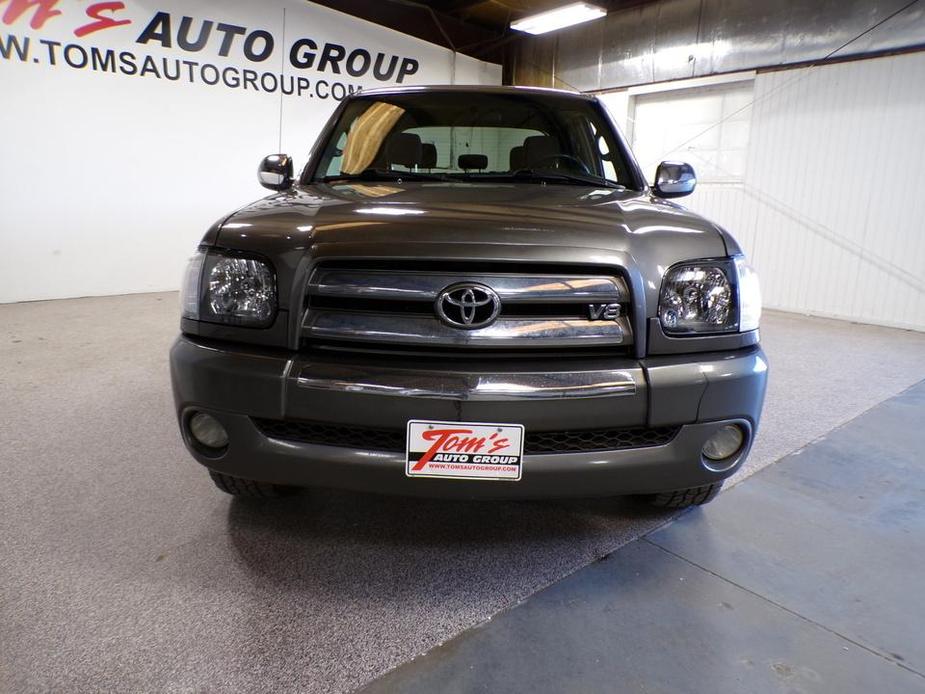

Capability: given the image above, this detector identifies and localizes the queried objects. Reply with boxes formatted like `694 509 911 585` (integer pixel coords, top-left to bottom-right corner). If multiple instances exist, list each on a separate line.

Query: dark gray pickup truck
170 85 767 508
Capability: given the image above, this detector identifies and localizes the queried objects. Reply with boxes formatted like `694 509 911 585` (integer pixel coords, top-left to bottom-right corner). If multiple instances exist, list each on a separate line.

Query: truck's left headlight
658 256 761 335
658 260 737 334
735 256 761 332
180 249 277 327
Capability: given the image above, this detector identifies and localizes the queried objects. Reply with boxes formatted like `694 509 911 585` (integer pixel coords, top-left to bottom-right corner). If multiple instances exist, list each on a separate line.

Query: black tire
644 482 723 509
208 471 296 498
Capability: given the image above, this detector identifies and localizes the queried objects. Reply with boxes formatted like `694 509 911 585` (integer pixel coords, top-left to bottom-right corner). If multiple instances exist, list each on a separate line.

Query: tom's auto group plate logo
406 421 525 481
0 0 422 99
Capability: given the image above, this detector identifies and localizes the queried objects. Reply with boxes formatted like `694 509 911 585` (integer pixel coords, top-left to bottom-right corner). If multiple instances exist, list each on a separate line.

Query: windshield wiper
321 168 451 183
506 169 624 189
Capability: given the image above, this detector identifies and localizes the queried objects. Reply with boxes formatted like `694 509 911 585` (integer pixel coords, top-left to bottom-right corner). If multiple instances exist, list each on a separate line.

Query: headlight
659 260 736 334
658 256 761 335
180 249 277 327
735 256 761 332
180 249 205 320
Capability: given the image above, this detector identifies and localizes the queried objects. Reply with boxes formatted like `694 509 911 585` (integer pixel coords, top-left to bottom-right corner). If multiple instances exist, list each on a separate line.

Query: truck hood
218 181 725 252
213 181 729 313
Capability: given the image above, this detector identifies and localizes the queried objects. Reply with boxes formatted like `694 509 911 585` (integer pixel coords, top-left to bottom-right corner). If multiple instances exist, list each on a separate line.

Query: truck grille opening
252 418 679 455
301 261 634 355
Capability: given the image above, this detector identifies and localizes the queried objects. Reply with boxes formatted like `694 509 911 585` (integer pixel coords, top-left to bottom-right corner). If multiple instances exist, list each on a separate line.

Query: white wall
0 0 501 303
602 53 925 332
631 80 753 184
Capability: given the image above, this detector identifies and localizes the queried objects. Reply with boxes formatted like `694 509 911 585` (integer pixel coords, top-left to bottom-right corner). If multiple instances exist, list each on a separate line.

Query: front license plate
406 420 525 481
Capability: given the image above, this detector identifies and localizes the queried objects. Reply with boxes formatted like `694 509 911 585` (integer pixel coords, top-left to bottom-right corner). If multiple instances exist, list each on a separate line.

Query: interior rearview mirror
258 154 293 191
653 161 696 198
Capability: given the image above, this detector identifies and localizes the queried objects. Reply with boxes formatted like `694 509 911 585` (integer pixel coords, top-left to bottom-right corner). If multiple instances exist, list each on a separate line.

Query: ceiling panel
311 0 656 62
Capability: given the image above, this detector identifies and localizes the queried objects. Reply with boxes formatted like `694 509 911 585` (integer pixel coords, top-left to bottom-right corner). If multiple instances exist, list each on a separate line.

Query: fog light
702 424 744 461
189 412 229 450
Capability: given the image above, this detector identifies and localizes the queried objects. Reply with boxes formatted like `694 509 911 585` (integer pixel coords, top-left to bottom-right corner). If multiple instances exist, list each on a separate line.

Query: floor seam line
641 537 925 680
723 374 925 493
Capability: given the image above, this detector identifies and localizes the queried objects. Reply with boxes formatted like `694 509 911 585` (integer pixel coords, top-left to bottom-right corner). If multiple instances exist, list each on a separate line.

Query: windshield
310 91 638 188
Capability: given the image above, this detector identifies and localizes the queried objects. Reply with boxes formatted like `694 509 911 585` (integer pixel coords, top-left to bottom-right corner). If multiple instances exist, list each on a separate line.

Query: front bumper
170 336 768 499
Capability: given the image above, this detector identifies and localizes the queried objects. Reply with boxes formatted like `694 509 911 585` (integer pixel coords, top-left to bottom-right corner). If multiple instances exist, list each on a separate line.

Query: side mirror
258 154 293 191
653 161 696 198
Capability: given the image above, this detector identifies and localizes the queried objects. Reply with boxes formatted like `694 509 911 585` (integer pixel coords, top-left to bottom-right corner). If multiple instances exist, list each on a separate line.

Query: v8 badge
588 303 621 321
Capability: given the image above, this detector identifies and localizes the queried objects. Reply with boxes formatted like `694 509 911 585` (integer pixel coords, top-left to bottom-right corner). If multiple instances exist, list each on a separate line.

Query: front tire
208 471 296 498
644 482 723 509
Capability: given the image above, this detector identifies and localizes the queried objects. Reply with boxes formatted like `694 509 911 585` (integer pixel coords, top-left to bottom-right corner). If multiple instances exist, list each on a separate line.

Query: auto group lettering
0 2 421 99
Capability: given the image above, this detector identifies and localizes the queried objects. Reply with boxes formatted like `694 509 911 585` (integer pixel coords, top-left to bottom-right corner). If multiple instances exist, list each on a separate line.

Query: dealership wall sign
1 2 423 100
0 0 501 304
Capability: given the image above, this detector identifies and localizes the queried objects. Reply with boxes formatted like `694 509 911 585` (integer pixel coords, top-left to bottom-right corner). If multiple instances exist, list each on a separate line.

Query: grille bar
252 418 679 455
309 269 628 303
304 311 627 347
308 295 603 319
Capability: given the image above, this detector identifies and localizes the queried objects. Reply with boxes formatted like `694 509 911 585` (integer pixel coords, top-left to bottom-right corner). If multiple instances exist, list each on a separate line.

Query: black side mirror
258 154 293 191
653 161 696 198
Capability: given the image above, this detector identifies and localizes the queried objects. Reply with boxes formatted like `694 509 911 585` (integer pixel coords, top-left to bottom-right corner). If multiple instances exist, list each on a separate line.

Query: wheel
643 482 723 509
208 471 296 498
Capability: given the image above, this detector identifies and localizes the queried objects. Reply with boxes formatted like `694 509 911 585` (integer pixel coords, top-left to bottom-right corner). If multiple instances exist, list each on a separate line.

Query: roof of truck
352 84 595 100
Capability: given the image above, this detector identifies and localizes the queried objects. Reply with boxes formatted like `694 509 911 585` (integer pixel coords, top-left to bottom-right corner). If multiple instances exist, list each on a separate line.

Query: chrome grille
311 270 626 303
302 263 633 350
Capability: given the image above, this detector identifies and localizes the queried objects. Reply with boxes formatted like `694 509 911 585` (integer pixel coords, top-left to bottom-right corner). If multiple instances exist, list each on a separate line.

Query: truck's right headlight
658 256 761 335
180 249 277 327
180 249 205 321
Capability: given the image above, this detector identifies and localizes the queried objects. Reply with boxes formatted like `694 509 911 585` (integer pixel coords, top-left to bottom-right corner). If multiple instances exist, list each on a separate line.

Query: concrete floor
2 293 925 693
364 382 925 693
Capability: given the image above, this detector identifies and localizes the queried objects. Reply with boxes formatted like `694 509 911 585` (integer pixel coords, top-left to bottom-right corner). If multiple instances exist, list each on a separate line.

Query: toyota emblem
435 283 501 329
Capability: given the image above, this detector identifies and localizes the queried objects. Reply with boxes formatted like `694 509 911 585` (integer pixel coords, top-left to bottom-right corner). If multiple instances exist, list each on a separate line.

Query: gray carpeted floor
2 293 924 693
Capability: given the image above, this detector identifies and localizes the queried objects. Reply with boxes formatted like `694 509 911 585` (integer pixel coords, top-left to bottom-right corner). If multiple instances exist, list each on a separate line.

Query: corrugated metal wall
677 52 925 331
509 0 925 91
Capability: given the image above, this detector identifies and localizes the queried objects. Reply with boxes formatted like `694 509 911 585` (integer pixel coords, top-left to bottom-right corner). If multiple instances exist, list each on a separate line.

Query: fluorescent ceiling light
511 2 607 35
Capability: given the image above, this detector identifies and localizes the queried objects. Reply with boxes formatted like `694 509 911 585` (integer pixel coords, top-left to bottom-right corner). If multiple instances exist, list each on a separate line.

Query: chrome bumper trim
296 364 637 400
303 312 628 347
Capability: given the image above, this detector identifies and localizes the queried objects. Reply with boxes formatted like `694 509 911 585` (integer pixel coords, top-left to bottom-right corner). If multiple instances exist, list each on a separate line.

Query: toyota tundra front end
170 85 767 508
